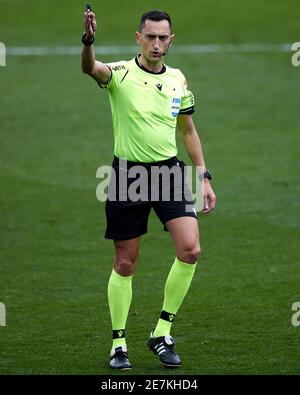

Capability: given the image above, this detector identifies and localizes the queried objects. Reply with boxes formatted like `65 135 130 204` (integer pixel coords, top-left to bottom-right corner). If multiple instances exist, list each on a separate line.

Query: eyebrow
144 33 170 38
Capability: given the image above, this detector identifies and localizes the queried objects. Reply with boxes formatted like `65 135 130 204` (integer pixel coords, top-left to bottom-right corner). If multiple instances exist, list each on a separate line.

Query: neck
139 54 163 73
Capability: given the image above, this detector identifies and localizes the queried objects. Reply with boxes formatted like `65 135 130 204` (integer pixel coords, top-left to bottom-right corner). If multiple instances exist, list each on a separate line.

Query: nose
153 37 160 49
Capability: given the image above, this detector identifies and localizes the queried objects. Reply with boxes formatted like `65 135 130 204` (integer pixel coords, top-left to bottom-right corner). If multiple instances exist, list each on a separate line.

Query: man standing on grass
82 7 216 370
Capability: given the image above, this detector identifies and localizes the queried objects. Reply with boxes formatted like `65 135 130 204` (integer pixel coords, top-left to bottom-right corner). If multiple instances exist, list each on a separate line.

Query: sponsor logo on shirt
111 65 126 71
171 97 181 117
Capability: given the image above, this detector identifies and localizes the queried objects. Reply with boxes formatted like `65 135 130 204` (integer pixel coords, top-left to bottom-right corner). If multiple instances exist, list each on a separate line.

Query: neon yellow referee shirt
100 55 195 163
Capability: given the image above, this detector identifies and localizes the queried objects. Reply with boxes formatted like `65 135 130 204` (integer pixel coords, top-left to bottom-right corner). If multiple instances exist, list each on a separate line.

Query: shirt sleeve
179 72 195 115
98 61 128 90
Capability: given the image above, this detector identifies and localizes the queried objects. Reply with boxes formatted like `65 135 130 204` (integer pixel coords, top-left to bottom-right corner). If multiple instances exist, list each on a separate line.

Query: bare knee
114 255 137 276
113 239 139 276
178 242 201 264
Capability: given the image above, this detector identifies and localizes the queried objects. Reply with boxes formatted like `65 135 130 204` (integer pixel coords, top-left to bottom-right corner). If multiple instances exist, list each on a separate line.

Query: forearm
81 43 96 74
182 130 207 171
179 115 216 213
177 114 208 173
81 8 109 80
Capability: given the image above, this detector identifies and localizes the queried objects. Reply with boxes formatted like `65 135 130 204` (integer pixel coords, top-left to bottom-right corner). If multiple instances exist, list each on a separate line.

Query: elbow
180 127 194 139
81 65 91 75
82 68 94 77
81 62 94 76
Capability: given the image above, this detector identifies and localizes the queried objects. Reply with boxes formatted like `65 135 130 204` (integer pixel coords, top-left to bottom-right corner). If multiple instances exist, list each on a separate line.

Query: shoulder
165 65 190 92
102 59 132 89
165 65 186 80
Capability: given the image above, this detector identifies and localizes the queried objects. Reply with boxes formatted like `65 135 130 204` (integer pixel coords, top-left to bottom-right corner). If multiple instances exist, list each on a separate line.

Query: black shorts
105 156 197 240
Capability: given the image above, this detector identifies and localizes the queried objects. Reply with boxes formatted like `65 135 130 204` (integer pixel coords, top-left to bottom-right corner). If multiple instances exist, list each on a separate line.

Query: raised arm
81 8 111 85
177 114 216 214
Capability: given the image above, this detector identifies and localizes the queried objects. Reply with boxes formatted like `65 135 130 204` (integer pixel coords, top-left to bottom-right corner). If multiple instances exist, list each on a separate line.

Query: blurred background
0 0 299 374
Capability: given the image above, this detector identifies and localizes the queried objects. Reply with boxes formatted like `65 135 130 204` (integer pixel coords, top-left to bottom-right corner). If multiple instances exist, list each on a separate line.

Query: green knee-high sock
153 257 197 337
107 269 133 349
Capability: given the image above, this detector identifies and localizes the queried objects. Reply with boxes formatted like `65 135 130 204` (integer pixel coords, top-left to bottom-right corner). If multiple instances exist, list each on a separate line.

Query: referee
82 8 216 370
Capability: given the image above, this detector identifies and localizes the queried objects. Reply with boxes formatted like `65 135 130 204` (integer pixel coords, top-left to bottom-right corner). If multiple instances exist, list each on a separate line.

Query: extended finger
85 16 90 31
88 14 96 30
86 11 95 18
84 12 89 24
204 196 216 214
91 17 97 31
89 14 96 29
85 15 93 31
201 195 209 213
209 195 216 210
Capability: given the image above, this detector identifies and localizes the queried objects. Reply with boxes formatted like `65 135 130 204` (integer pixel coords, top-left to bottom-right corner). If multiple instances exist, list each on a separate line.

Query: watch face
204 171 212 180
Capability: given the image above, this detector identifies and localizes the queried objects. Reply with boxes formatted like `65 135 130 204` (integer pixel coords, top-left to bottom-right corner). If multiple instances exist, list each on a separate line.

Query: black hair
139 10 172 33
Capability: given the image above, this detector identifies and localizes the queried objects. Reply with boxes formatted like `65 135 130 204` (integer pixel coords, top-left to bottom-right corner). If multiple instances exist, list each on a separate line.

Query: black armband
82 32 95 46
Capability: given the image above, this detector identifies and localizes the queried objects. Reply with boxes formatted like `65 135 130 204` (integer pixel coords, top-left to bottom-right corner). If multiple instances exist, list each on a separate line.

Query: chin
149 55 161 62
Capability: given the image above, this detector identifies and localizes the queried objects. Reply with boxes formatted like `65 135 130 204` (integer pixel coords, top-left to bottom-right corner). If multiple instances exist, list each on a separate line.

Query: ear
135 31 141 45
169 33 175 48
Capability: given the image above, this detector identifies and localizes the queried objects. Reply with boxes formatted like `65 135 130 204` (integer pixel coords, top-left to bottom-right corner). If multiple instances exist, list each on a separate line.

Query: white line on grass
6 43 292 56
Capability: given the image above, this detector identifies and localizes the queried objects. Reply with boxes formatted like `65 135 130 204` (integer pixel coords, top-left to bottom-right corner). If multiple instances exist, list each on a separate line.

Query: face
136 19 174 63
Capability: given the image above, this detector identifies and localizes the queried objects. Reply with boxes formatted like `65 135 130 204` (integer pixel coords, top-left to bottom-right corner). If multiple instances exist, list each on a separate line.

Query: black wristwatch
203 170 212 180
82 32 95 46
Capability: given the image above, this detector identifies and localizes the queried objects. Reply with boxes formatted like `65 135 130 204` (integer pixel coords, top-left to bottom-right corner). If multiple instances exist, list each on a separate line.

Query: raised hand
84 5 97 39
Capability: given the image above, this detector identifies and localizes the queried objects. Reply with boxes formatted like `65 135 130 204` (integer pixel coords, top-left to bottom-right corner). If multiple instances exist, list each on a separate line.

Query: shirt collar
135 54 166 75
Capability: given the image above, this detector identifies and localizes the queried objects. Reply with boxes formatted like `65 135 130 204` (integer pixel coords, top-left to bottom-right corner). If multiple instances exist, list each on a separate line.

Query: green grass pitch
0 0 299 374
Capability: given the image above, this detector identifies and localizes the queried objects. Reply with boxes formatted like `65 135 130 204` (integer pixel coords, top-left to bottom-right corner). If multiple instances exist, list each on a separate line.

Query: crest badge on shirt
171 97 181 117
